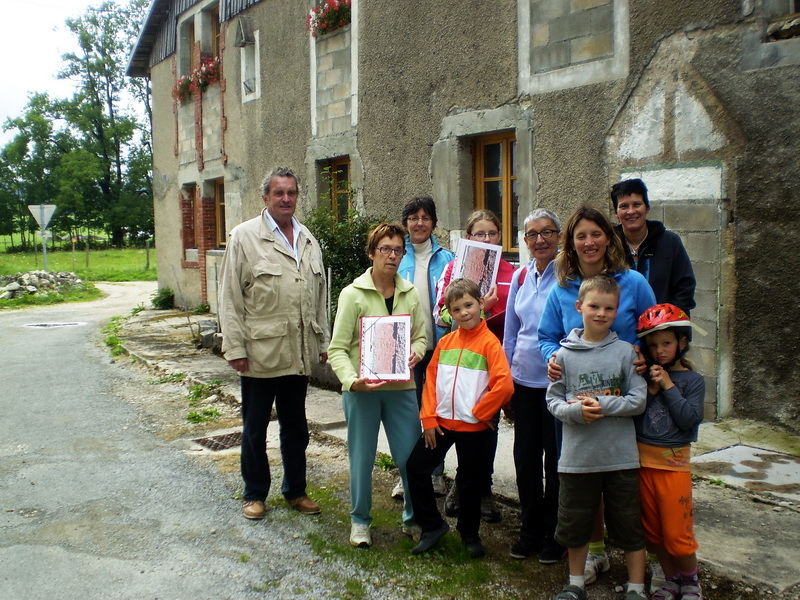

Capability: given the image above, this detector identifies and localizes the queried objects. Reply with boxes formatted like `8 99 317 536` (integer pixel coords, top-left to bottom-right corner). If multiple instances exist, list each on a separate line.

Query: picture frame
359 314 412 381
452 238 503 297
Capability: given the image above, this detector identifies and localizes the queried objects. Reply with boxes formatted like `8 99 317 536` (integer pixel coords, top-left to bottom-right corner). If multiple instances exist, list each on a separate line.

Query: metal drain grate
193 431 242 451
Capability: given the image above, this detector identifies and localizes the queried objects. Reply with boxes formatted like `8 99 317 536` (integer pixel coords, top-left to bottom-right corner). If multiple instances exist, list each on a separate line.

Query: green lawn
0 248 157 282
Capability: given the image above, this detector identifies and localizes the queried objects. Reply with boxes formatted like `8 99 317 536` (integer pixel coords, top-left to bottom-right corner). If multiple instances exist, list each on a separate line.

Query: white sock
627 582 645 594
569 575 585 589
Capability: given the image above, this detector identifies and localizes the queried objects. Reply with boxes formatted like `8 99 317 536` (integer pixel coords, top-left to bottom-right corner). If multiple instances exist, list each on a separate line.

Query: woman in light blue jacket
503 208 565 563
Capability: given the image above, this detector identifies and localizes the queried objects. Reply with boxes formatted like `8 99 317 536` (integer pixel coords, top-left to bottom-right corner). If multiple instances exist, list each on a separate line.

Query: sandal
553 584 586 600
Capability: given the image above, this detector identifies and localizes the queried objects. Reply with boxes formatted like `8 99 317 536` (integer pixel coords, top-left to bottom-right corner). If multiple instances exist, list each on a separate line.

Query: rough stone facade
129 0 800 432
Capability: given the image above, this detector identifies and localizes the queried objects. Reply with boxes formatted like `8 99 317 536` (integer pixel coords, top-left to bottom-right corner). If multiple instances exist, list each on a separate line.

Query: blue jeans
240 375 310 502
342 388 420 527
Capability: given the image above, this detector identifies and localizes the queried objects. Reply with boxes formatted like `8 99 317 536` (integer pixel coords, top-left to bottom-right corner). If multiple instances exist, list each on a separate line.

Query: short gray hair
523 208 561 231
261 167 300 196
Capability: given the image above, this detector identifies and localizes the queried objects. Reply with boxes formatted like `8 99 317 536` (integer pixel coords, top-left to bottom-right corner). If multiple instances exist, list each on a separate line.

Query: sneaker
443 483 460 517
538 539 567 564
462 535 485 559
350 522 371 548
401 523 422 542
651 580 681 600
649 562 666 594
480 495 502 523
509 537 542 559
411 521 450 554
583 552 610 585
679 580 703 600
391 478 404 499
552 584 586 600
624 591 647 600
242 500 266 520
432 474 447 496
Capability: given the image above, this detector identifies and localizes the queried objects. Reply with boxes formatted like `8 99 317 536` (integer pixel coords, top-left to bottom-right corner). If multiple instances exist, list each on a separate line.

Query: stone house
128 0 800 432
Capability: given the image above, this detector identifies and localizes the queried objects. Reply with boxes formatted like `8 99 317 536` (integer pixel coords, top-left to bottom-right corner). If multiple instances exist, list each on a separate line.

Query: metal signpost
28 204 57 273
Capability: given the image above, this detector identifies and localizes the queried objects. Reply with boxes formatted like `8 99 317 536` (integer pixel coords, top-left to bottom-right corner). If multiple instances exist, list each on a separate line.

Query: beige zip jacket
218 209 329 378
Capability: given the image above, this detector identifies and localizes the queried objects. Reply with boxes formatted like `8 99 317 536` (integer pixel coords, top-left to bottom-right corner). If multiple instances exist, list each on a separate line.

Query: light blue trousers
342 389 420 527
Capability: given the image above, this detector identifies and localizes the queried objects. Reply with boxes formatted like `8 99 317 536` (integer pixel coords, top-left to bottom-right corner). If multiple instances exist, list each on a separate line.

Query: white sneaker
431 474 447 496
350 522 371 547
649 561 667 594
584 553 610 584
391 478 404 498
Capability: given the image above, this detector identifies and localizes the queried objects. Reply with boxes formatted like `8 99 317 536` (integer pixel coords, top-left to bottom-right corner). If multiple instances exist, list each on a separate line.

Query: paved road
0 283 345 600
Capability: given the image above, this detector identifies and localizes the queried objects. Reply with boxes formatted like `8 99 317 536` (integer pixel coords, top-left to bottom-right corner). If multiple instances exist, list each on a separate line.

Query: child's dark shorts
555 469 645 551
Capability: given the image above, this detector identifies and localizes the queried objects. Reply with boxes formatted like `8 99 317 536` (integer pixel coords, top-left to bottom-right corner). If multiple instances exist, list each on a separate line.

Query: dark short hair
444 278 482 309
261 167 300 196
366 223 407 256
578 275 620 303
611 178 649 210
401 196 438 229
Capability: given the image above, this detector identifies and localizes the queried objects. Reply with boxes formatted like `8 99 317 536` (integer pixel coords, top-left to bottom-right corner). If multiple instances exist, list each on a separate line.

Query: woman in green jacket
328 223 428 548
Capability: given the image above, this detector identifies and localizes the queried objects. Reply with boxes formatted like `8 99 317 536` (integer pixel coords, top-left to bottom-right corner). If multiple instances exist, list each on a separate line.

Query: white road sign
28 204 57 229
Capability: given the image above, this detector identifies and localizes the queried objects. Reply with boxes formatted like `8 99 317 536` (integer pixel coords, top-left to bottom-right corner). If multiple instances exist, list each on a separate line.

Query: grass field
0 248 157 282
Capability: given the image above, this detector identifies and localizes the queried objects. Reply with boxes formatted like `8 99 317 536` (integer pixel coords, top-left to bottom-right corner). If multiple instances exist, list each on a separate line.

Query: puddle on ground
693 444 800 502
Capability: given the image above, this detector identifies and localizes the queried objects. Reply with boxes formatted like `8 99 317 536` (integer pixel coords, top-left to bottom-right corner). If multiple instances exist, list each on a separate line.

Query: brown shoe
289 496 321 515
243 500 266 520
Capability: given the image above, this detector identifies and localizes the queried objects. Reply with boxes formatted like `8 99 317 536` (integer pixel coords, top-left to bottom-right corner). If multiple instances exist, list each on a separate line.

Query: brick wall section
195 196 217 303
531 0 614 73
315 26 352 136
181 190 196 250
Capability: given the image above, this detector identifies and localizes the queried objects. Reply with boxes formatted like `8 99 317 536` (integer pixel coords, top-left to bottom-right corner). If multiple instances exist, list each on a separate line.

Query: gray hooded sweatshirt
546 328 647 473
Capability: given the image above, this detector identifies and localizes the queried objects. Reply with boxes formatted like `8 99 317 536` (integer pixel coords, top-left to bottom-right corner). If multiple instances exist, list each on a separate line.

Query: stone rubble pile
0 271 85 300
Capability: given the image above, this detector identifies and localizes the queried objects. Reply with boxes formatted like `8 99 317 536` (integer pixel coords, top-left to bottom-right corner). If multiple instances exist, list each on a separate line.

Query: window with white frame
241 29 260 102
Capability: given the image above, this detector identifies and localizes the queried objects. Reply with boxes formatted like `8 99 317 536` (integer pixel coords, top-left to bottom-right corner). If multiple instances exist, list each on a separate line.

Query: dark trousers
240 375 310 502
512 383 559 543
407 427 493 539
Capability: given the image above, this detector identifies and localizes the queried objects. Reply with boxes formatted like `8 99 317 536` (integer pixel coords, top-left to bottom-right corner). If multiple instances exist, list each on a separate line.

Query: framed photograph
359 314 412 381
452 238 503 297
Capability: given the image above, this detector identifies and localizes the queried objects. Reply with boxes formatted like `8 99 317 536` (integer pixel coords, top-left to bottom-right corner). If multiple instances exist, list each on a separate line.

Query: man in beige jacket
218 167 329 519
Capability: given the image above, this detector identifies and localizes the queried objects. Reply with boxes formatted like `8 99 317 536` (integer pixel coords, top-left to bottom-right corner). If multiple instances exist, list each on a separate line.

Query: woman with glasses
328 223 428 548
502 209 566 563
432 209 516 523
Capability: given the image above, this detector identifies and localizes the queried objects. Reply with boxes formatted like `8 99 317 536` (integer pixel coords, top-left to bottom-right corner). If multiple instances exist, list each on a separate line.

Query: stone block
551 12 592 43
571 0 610 11
571 31 614 63
332 82 352 103
316 87 334 107
321 68 346 90
533 23 550 47
691 262 718 292
318 118 333 138
316 53 333 71
691 346 716 375
327 100 348 119
692 291 718 329
703 379 718 421
590 4 613 32
532 0 569 23
330 115 351 134
532 41 570 73
332 48 351 70
691 316 717 349
663 203 721 232
682 232 719 263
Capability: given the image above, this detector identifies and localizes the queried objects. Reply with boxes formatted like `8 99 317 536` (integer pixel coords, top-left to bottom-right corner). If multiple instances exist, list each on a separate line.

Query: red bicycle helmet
636 303 692 341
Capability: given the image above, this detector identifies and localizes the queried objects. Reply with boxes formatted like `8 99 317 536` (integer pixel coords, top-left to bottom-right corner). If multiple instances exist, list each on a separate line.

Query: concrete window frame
430 106 535 256
241 29 261 103
517 0 629 94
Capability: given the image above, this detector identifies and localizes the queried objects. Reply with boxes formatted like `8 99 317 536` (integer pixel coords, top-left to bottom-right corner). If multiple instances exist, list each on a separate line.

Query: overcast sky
1 0 121 145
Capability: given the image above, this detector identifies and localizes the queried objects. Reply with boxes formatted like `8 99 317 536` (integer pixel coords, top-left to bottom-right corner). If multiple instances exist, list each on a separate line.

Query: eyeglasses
469 231 500 240
524 228 559 240
375 246 406 256
407 216 432 224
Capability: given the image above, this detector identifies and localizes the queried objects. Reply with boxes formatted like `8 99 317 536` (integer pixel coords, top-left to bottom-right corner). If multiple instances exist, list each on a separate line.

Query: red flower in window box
305 0 351 38
172 56 221 103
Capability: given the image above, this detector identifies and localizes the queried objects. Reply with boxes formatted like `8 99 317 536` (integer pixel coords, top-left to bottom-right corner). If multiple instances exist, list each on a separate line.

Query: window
328 156 351 221
474 132 518 253
215 179 226 247
241 30 260 102
181 185 196 249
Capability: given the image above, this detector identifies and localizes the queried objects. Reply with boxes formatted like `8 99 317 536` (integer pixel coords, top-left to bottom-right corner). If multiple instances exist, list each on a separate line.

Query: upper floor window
474 133 518 253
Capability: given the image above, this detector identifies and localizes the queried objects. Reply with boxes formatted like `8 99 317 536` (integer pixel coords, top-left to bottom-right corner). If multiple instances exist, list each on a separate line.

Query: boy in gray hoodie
546 275 647 600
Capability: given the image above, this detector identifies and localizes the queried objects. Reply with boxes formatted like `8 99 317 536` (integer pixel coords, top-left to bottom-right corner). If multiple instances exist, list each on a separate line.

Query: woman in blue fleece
537 205 655 585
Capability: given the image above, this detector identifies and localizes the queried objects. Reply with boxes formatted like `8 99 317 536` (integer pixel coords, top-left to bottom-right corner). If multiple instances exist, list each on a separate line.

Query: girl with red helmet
635 304 704 600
